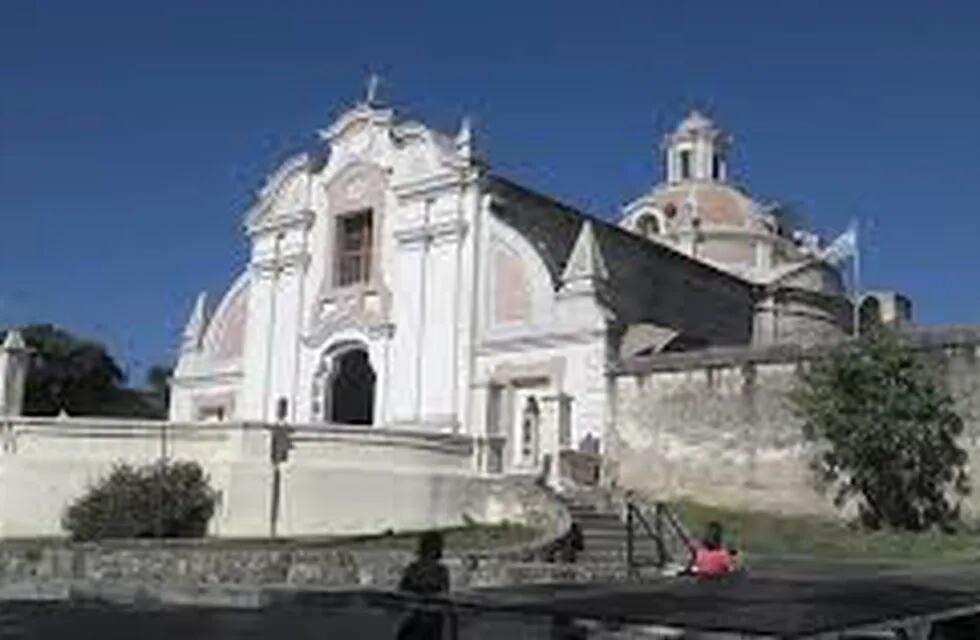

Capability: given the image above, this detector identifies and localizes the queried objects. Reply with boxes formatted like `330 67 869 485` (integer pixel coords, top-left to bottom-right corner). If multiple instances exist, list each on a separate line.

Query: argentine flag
821 220 858 266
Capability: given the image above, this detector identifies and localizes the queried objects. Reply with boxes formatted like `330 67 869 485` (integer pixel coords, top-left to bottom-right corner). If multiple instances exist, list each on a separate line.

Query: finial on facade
364 73 381 106
455 115 473 160
181 292 209 352
561 221 610 296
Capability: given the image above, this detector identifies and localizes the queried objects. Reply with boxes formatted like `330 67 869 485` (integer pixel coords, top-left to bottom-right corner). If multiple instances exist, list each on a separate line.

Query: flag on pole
820 220 858 266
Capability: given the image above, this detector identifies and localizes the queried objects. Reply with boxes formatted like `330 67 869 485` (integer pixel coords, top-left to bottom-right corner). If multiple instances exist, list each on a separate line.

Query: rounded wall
760 261 851 346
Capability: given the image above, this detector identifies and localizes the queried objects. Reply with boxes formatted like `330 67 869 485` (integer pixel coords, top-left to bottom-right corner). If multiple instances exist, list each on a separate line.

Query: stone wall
0 541 623 596
608 326 980 518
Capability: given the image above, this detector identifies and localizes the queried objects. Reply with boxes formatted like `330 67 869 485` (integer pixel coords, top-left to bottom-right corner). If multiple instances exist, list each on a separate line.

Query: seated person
693 521 736 577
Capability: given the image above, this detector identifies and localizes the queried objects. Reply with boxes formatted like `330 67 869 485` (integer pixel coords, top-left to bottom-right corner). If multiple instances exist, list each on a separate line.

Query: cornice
251 251 311 279
394 219 468 247
245 208 315 238
477 328 606 355
391 171 465 201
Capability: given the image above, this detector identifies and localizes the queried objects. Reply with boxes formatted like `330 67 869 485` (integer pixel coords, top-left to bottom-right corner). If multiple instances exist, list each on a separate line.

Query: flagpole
852 220 861 337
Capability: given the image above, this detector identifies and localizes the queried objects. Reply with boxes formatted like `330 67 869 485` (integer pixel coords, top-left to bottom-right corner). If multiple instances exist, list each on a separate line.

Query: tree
789 329 970 531
145 364 173 412
11 324 125 416
62 460 217 540
1 324 168 418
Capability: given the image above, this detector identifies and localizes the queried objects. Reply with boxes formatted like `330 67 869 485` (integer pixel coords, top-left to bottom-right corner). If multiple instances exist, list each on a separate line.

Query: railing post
625 497 635 580
655 502 666 568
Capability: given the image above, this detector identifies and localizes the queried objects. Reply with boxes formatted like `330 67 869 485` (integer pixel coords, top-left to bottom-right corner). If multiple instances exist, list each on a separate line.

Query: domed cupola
662 110 730 184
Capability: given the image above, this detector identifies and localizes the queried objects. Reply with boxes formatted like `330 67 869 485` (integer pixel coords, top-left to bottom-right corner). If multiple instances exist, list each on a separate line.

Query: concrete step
569 514 623 528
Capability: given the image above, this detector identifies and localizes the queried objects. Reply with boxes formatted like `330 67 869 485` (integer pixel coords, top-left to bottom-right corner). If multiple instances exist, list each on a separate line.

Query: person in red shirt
693 521 736 577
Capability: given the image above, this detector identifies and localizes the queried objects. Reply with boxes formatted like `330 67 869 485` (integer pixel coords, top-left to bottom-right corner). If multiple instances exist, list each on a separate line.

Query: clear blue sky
2 1 979 383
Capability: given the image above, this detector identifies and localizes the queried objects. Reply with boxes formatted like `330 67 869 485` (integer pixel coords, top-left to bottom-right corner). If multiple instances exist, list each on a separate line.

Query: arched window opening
859 297 882 336
637 215 660 238
679 150 692 180
324 348 375 425
712 153 723 180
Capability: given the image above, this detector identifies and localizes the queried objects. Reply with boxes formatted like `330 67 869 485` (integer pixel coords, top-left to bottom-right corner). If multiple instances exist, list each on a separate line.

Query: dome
653 184 761 229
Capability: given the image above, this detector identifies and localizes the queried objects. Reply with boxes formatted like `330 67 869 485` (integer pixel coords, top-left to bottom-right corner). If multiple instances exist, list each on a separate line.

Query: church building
169 90 878 479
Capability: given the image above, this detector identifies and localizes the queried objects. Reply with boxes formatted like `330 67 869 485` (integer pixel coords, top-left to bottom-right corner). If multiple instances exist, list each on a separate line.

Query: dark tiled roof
486 175 755 346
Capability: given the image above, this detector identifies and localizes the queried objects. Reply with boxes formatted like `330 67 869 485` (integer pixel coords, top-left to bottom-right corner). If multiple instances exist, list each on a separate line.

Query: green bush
63 461 218 541
789 329 970 531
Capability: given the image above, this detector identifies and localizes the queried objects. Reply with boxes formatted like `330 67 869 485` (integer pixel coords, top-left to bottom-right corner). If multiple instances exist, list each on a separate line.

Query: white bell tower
662 110 730 184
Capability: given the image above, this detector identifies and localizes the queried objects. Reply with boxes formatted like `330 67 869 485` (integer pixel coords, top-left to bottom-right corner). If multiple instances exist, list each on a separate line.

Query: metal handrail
625 497 697 578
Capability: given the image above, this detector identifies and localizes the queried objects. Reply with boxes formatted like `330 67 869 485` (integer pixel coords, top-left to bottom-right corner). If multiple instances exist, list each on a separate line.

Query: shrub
789 329 970 532
63 461 218 541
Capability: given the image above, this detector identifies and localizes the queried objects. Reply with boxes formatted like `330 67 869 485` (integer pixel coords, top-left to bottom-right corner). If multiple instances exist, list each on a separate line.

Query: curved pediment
244 153 313 231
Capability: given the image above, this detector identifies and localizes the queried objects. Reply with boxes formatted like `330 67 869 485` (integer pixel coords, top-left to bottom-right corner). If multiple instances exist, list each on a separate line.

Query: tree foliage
63 461 218 541
789 330 970 531
1 324 168 418
144 364 173 414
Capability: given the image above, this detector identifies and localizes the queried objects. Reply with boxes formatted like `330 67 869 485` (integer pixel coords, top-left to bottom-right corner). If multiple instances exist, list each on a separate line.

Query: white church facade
169 92 874 482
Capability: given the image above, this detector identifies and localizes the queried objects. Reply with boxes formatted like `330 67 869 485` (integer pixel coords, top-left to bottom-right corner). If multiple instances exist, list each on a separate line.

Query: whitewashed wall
0 417 506 538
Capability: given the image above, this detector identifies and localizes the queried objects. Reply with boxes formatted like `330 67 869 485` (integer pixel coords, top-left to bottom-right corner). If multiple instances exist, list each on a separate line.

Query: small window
664 203 677 219
335 210 373 287
712 153 723 180
198 406 225 422
638 215 660 238
679 150 692 180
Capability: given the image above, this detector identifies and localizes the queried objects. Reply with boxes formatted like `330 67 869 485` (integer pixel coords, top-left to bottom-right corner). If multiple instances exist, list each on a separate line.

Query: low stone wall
0 536 611 595
608 326 980 518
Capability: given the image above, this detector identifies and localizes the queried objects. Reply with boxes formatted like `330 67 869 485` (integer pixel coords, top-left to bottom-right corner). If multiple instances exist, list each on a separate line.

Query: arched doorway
312 343 376 426
328 348 375 425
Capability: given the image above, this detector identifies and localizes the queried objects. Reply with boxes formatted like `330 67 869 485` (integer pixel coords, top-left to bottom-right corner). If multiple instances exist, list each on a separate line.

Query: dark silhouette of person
397 531 451 640
560 522 584 563
545 521 585 563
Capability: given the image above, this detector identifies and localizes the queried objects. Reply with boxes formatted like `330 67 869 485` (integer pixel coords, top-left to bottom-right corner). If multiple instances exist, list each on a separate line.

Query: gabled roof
486 175 755 345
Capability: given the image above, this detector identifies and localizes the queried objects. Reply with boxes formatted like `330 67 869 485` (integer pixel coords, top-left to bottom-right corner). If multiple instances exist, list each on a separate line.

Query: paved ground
0 563 978 638
458 562 980 637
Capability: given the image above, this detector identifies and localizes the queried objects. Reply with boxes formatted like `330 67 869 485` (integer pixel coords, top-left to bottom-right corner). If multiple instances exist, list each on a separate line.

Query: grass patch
671 500 980 564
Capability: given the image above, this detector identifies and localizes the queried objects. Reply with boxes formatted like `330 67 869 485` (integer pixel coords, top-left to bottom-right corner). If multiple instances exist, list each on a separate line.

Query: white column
388 219 427 425
420 221 465 428
267 252 305 421
240 256 276 421
456 180 482 435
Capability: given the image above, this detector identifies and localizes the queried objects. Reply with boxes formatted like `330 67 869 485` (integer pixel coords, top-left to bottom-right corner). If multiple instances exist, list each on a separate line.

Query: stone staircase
559 490 679 568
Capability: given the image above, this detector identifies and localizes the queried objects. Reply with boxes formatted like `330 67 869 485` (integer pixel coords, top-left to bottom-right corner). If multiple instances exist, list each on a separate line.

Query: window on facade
637 215 660 238
335 210 373 287
712 153 723 180
679 150 692 180
198 406 225 422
